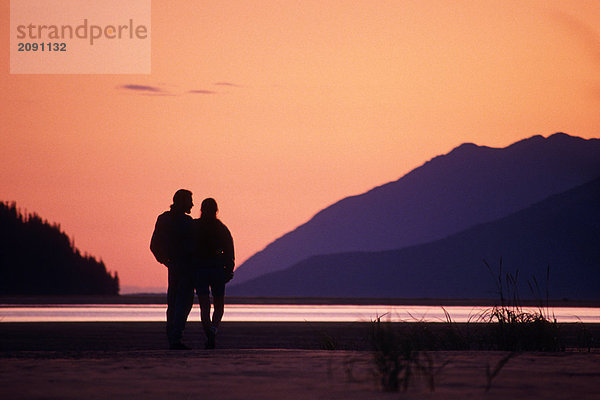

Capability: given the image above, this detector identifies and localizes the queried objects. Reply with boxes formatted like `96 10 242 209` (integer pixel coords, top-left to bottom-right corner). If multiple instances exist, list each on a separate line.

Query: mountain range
229 176 600 299
230 133 600 299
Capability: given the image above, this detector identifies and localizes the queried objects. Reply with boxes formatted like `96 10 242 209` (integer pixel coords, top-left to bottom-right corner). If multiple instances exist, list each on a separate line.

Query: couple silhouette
150 189 234 350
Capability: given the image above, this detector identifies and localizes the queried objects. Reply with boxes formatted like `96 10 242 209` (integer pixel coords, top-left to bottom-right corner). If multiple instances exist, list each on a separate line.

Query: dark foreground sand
2 348 600 400
1 322 600 399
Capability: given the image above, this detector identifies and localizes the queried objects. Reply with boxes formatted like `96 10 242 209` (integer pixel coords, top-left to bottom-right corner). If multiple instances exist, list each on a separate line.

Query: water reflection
1 304 599 323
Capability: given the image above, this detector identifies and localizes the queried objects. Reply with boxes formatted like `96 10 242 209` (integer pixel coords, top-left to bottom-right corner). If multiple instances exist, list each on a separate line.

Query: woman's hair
200 197 218 218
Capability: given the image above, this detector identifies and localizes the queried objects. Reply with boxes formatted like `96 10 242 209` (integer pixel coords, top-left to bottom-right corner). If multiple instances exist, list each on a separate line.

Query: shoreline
2 295 600 307
1 321 599 354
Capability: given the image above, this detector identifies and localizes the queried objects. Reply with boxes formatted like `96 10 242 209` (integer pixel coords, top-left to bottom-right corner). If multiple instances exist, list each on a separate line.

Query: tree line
0 201 119 295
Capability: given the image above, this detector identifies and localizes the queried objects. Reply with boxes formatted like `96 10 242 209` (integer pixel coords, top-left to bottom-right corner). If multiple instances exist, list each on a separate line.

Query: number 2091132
18 42 67 51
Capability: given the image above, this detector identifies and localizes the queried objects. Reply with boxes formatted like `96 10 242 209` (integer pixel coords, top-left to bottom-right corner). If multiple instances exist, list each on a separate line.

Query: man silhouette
193 198 235 349
150 189 196 350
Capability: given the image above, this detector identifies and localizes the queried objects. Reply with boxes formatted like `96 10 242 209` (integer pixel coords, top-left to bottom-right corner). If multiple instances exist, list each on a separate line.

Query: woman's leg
212 296 225 329
210 266 227 329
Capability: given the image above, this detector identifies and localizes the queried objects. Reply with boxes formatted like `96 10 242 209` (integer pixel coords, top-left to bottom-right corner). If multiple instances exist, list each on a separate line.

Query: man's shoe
169 342 191 350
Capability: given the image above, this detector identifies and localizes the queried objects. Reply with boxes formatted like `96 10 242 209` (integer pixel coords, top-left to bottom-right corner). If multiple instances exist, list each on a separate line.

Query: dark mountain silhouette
0 202 119 295
233 133 600 285
229 176 600 300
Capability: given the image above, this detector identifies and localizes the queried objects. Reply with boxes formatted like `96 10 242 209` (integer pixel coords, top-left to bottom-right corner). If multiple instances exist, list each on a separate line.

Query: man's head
171 189 193 214
200 197 218 219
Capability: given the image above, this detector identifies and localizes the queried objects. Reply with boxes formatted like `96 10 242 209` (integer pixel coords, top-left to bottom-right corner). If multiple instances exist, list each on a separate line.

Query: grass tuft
480 259 563 351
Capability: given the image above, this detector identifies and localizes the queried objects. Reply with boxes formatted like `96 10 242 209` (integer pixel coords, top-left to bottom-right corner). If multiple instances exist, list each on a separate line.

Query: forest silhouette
0 202 119 295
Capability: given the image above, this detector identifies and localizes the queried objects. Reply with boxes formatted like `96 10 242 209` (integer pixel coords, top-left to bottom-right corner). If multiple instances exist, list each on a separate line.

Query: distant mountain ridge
233 133 600 285
229 175 600 299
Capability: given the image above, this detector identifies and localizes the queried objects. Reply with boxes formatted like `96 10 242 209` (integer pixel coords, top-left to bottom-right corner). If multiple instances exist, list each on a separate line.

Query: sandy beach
1 322 599 399
2 348 600 400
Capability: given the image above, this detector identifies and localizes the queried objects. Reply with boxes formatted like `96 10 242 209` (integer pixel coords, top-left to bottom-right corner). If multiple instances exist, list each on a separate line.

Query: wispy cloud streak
214 82 242 87
118 82 244 96
188 89 216 94
119 84 163 93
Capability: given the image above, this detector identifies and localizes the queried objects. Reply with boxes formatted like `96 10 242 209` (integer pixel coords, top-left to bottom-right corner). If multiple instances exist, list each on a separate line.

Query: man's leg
170 268 195 349
181 274 194 322
166 267 177 346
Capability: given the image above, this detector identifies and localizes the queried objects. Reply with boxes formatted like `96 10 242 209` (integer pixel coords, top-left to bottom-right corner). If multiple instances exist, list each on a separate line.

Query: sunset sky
1 1 599 292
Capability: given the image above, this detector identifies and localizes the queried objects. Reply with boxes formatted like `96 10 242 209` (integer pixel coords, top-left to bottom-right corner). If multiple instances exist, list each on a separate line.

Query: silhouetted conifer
0 202 119 295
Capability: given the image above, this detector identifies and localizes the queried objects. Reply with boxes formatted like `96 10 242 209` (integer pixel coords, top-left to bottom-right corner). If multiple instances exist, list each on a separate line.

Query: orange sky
1 1 599 292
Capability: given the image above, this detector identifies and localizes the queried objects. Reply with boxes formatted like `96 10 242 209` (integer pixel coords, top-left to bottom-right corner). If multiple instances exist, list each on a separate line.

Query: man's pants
166 266 195 345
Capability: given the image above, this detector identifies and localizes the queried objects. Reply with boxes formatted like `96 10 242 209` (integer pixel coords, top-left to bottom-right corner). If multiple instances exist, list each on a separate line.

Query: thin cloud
188 89 216 95
117 83 237 96
214 82 242 87
119 84 163 93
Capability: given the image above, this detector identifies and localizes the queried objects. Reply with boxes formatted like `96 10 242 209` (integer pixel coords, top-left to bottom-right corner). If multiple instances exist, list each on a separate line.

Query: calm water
1 304 599 323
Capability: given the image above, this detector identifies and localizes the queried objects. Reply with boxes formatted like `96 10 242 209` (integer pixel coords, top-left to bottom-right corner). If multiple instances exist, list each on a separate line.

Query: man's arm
150 214 170 266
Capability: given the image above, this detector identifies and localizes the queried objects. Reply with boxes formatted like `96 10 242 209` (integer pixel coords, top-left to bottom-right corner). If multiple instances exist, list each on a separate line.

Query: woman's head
200 197 218 218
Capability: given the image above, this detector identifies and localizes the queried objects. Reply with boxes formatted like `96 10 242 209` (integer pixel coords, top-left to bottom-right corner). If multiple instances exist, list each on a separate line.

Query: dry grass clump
480 259 562 351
